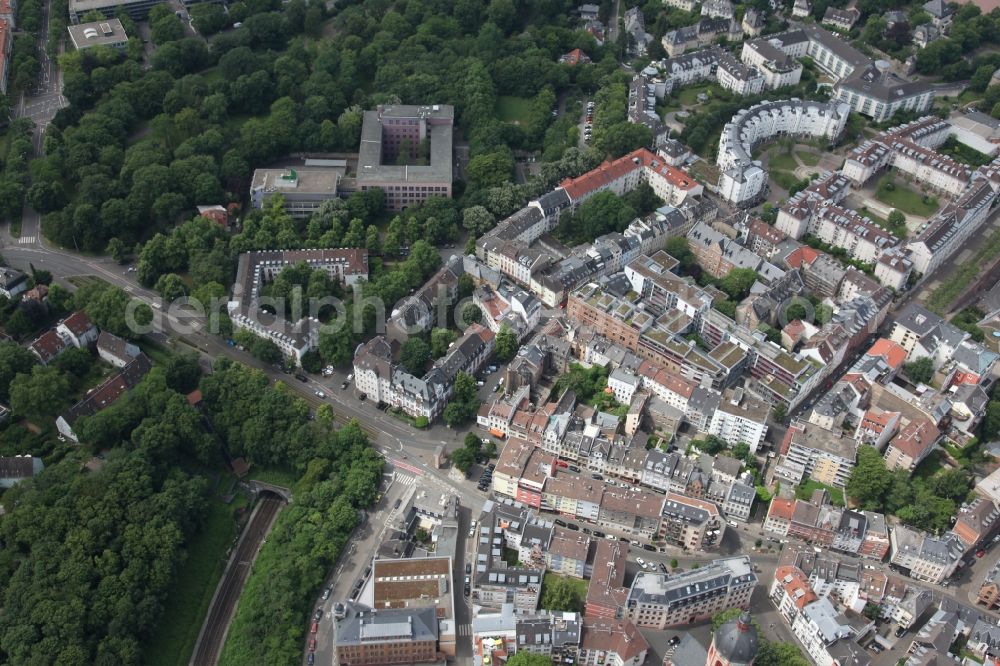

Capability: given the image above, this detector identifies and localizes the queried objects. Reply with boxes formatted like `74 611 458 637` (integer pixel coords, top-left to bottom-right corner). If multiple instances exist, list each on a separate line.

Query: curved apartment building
716 99 851 206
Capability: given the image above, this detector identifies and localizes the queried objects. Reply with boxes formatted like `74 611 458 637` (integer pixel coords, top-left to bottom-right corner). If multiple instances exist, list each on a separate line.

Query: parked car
593 531 605 538
341 381 349 390
636 558 646 567
582 527 592 535
591 473 603 480
309 638 317 652
643 544 655 552
363 565 372 578
466 563 472 574
333 603 346 619
321 586 332 601
566 523 580 531
568 465 581 473
311 622 318 634
554 519 567 527
313 608 323 622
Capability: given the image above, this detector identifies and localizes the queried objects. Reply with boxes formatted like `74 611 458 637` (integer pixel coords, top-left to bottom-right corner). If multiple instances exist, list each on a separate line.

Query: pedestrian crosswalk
458 624 472 637
395 474 417 486
19 236 35 244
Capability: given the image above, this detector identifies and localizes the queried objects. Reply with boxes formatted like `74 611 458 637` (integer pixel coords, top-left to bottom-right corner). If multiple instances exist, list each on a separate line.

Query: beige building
625 557 757 629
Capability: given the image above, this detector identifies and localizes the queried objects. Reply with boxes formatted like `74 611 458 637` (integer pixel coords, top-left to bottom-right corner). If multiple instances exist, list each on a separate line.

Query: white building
717 99 851 206
707 388 769 453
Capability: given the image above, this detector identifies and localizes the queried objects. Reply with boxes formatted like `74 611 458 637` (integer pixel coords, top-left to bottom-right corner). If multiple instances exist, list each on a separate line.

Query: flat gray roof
68 18 127 48
357 104 454 184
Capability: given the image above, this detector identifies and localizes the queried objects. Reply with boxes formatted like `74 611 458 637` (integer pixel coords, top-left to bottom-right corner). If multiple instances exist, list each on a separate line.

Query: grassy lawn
495 95 534 124
138 337 176 367
247 466 299 489
542 572 589 600
796 151 821 166
795 479 844 506
771 169 800 190
875 175 939 217
146 493 247 666
676 83 722 107
913 449 945 480
768 152 798 171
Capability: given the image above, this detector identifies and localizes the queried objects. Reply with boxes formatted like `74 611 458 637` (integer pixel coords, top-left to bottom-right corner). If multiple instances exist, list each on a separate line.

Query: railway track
189 496 284 666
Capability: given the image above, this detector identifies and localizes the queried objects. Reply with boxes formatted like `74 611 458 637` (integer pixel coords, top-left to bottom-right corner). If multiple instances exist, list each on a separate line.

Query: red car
311 622 318 634
977 550 987 558
309 638 317 652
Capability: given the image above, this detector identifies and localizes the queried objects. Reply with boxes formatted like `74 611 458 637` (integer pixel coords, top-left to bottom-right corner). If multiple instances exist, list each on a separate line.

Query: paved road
190 495 284 666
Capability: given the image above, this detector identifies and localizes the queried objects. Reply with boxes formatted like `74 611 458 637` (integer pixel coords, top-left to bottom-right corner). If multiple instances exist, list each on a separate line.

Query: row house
890 524 964 584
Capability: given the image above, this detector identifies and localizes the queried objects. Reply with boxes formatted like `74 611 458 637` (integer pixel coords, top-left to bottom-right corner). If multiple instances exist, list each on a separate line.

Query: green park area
875 175 939 217
770 170 800 191
495 95 535 124
768 152 798 171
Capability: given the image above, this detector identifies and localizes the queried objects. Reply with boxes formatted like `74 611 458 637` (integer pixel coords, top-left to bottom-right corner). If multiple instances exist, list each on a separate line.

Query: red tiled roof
561 48 591 64
30 329 67 362
581 618 648 662
559 148 700 202
889 417 939 460
186 389 203 406
767 498 795 521
774 565 817 609
866 338 907 369
784 246 820 269
783 319 806 337
749 218 786 245
60 310 94 337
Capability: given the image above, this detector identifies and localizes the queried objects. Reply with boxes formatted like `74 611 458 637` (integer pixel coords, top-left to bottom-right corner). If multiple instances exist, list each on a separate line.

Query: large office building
356 104 454 211
250 165 345 219
67 18 127 50
69 0 159 22
625 556 757 629
335 605 441 665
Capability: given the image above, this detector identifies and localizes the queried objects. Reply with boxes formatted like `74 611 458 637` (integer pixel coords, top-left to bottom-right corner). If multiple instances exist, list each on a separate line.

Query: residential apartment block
230 248 369 364
716 99 851 206
625 557 757 628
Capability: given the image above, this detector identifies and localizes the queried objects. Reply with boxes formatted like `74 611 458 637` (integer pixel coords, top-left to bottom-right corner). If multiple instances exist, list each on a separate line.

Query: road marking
394 474 417 487
390 459 424 476
19 236 35 244
458 624 472 636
